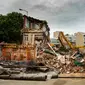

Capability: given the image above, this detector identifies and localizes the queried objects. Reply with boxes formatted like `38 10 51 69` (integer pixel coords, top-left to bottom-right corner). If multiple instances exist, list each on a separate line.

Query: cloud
0 0 17 14
1 0 85 37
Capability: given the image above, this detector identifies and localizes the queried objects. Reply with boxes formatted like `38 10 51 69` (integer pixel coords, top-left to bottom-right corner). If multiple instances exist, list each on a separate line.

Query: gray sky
0 0 85 37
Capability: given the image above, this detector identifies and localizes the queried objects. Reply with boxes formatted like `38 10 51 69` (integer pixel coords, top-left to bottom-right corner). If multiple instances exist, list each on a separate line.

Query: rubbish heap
0 60 59 81
36 49 85 74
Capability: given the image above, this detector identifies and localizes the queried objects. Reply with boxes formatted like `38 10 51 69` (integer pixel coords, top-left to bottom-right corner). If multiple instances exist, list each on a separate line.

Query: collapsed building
0 15 85 80
21 15 50 46
0 15 50 61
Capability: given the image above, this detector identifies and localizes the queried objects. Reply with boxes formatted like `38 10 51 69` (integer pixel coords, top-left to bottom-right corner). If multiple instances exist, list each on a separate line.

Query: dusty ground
0 78 85 85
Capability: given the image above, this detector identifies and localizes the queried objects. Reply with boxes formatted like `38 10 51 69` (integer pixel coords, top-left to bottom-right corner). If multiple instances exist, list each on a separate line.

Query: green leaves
0 12 23 43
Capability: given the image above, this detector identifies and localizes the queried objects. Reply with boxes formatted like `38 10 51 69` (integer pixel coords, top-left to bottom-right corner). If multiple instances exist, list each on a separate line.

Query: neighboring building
53 31 76 50
75 32 85 46
53 31 85 47
53 31 75 43
21 15 50 46
50 38 60 45
65 34 75 43
53 31 60 39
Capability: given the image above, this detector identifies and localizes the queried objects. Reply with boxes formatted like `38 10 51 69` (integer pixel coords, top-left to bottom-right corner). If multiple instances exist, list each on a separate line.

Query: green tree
0 15 8 41
0 12 23 44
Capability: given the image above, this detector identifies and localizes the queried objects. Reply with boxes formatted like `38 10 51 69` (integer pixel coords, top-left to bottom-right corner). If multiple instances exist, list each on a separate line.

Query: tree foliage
0 12 23 44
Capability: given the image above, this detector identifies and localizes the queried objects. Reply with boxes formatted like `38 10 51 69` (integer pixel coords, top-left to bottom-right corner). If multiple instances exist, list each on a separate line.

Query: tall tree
0 12 23 44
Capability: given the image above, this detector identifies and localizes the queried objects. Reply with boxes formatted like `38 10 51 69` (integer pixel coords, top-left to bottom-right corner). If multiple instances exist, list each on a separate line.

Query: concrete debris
0 61 58 81
36 51 85 74
0 43 85 80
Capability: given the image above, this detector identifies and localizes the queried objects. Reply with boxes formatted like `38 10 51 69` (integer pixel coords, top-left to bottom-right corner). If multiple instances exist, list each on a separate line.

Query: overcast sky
0 0 85 37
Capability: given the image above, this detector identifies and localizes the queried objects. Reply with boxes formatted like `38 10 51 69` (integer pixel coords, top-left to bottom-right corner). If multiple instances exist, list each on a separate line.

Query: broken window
42 24 46 32
30 22 40 29
34 23 40 29
25 18 30 28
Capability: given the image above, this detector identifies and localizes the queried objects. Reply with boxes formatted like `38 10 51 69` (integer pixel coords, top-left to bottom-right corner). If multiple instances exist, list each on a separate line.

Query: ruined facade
21 15 50 47
0 16 50 61
0 44 36 61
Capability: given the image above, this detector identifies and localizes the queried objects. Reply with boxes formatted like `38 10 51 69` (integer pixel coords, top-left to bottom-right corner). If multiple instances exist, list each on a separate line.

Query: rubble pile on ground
0 60 59 81
36 52 85 73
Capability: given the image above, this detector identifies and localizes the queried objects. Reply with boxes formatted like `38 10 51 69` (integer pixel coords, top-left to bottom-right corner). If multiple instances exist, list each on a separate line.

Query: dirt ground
0 78 85 85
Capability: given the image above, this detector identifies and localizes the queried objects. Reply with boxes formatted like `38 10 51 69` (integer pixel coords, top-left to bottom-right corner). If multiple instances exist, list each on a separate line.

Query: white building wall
53 31 60 39
65 34 75 43
75 32 85 46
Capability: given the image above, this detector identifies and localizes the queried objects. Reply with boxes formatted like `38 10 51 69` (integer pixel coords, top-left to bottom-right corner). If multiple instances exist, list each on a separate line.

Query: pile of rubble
0 60 59 81
36 51 85 74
